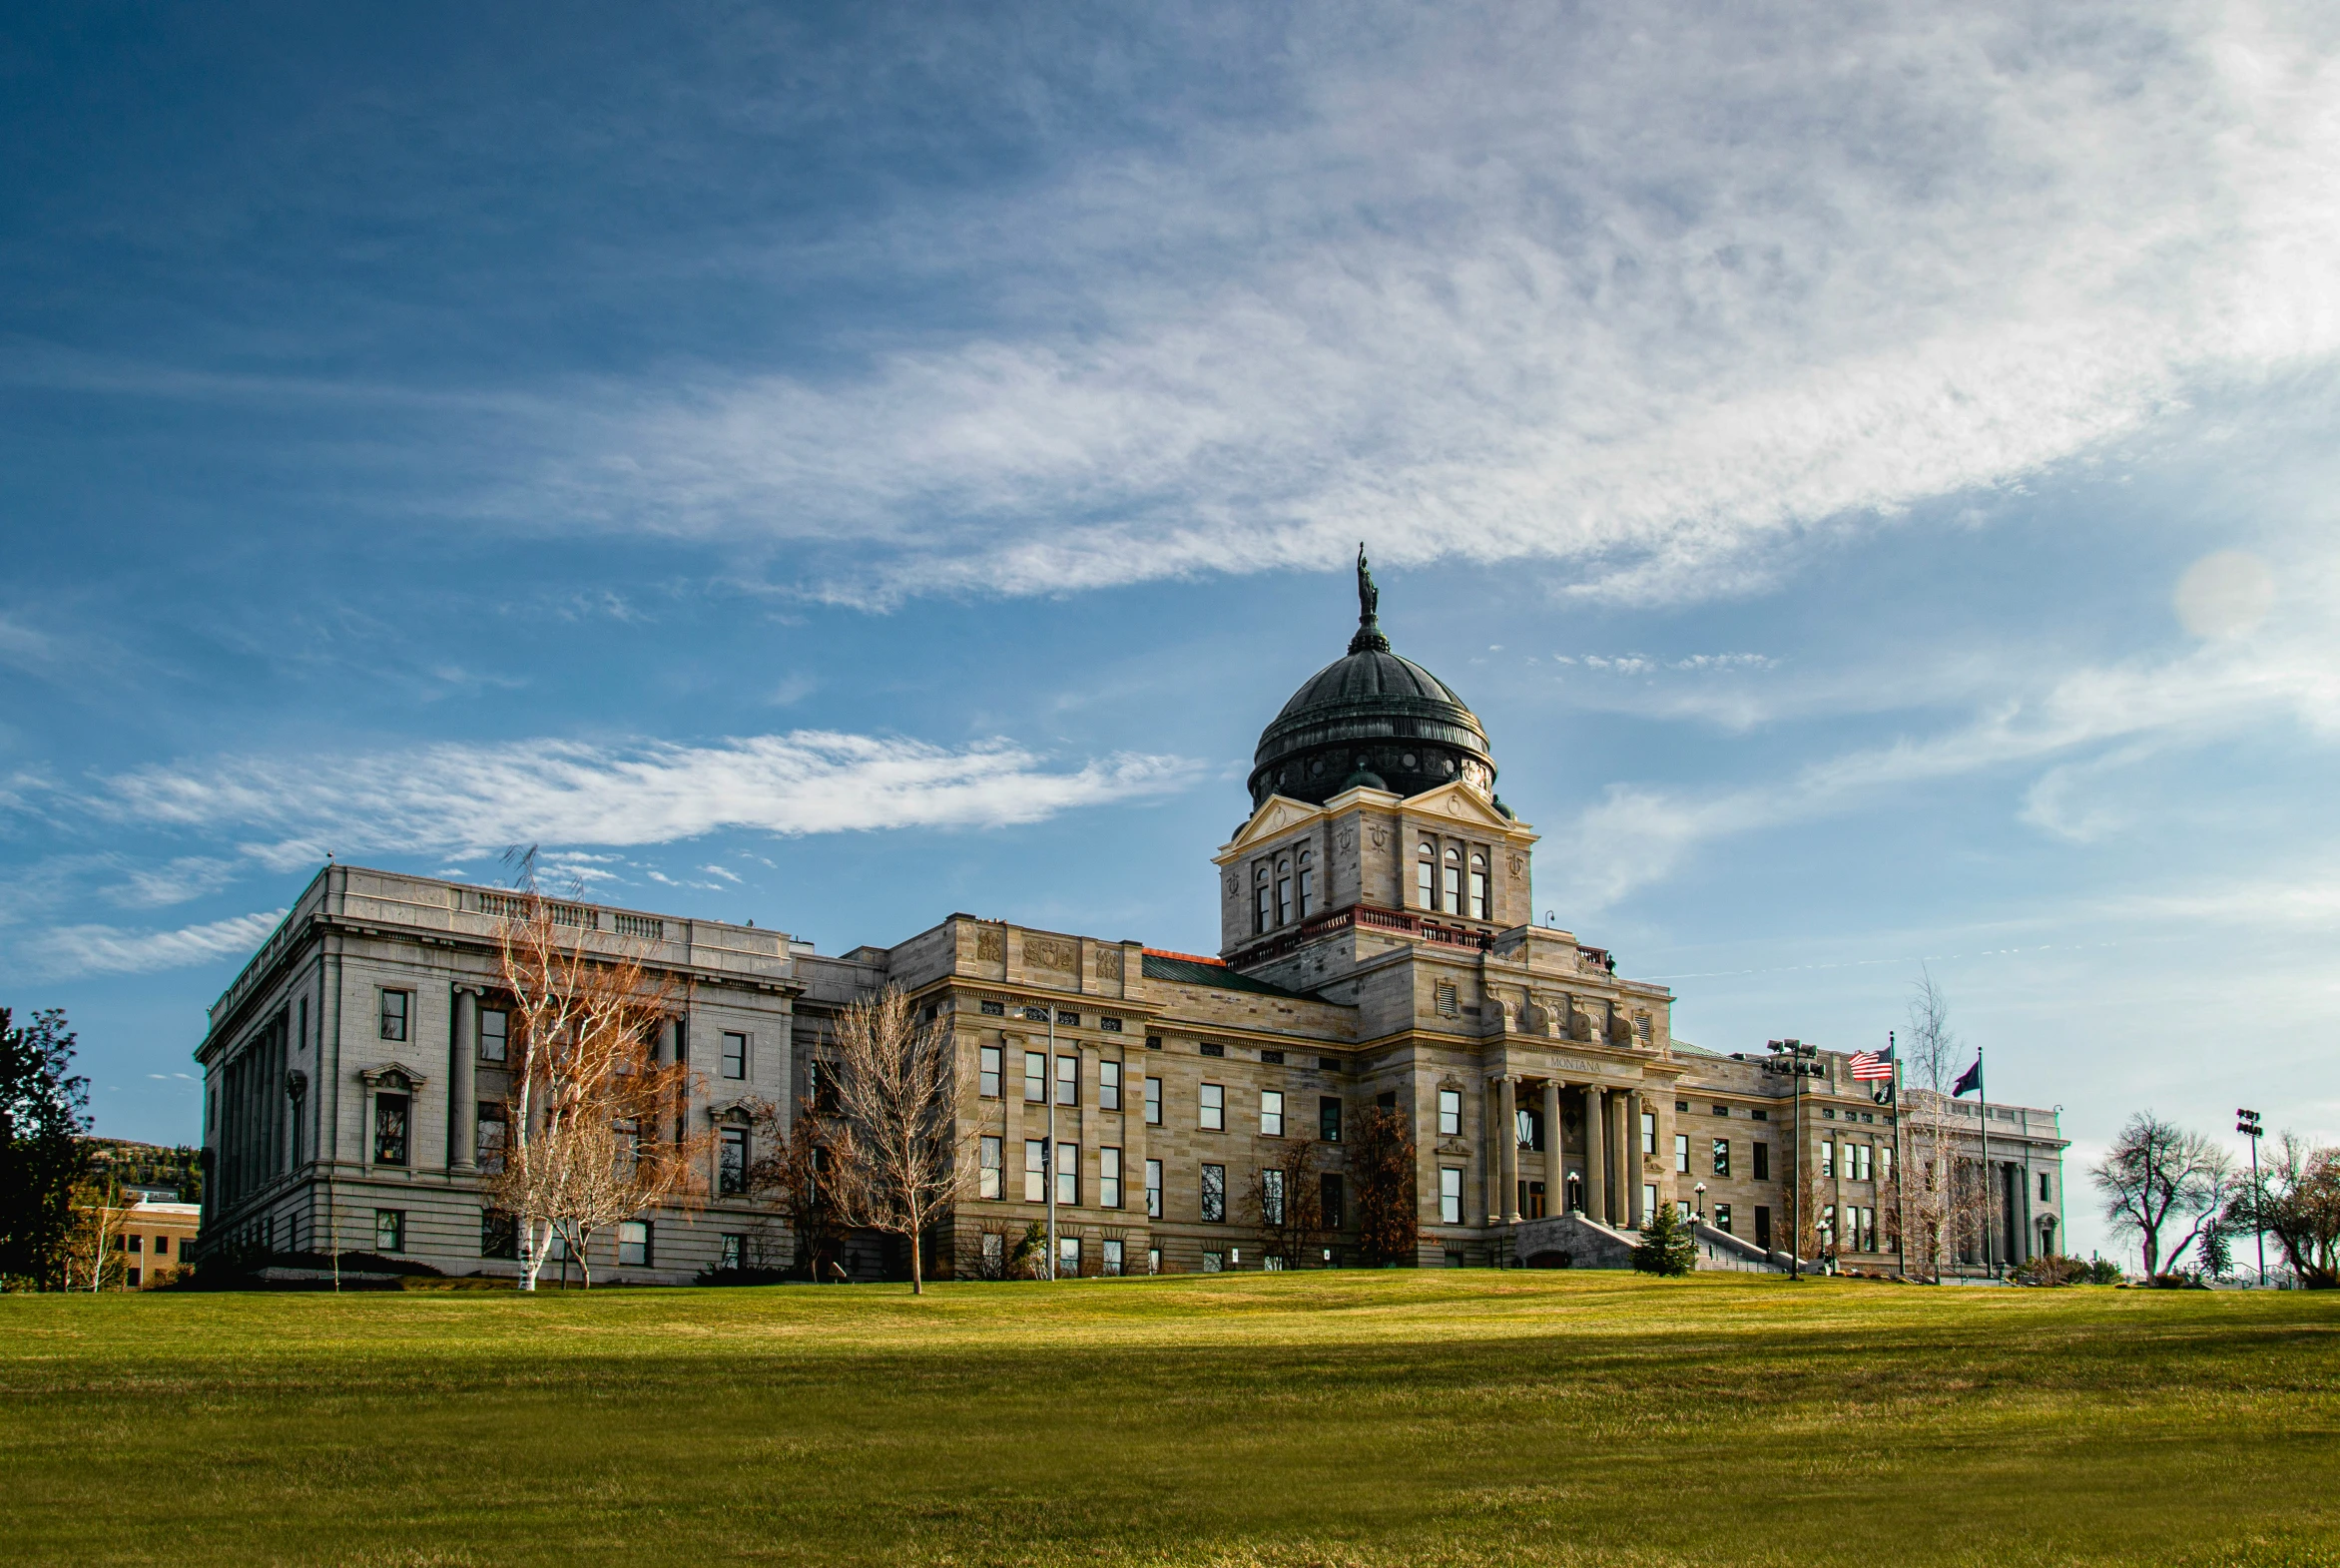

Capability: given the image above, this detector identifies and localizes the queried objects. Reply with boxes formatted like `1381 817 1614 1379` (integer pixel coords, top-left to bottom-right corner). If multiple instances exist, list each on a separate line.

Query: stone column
1654 1086 1677 1222
1497 1076 1520 1224
449 987 478 1174
1583 1085 1607 1226
1541 1079 1562 1217
1483 1078 1502 1225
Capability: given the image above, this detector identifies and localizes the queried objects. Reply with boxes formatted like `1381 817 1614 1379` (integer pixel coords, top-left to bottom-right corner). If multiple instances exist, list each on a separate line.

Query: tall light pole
2237 1108 2265 1286
1764 1038 1822 1280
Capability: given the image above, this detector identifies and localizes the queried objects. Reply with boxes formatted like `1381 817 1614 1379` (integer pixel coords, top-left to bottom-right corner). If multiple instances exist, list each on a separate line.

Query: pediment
357 1061 429 1092
1220 793 1327 854
1401 783 1532 835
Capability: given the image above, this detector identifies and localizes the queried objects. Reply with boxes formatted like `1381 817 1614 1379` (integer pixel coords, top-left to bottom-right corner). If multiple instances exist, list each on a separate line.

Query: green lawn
3 1272 2335 1566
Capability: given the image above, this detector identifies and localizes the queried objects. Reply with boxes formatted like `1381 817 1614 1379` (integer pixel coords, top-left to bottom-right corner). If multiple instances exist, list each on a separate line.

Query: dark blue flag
1952 1057 1983 1098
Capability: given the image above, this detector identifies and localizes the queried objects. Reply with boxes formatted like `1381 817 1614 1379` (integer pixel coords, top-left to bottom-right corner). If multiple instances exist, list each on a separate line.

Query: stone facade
196 580 2067 1285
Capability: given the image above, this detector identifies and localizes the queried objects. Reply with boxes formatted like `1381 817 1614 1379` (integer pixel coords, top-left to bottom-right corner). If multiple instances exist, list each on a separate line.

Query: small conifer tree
1633 1199 1698 1277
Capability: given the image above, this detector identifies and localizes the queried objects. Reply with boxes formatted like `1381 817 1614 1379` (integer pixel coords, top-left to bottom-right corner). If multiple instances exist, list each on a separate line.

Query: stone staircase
1508 1212 1798 1274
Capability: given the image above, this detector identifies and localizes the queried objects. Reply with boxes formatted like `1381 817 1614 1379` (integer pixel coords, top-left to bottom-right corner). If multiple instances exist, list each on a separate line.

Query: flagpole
1978 1048 1992 1281
1891 1033 1907 1283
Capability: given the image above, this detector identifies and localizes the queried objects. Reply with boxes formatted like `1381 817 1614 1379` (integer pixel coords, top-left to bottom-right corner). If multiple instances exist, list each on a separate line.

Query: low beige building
197 561 2063 1284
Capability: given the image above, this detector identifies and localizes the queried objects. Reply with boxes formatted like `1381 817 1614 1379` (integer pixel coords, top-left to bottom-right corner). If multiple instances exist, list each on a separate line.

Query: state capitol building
196 558 2067 1284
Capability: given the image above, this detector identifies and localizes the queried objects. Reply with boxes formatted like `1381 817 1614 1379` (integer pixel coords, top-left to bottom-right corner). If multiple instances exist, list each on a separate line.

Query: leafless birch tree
825 988 973 1295
1898 971 1996 1278
488 893 713 1290
2092 1111 2232 1278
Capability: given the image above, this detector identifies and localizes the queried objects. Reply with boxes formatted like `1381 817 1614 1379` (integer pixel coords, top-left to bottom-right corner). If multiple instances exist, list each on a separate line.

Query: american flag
1848 1047 1895 1082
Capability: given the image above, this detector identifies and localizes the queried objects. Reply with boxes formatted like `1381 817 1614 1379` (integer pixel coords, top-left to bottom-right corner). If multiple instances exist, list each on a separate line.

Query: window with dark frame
1199 1082 1225 1131
1100 1016 1123 1032
1260 1089 1284 1137
1438 1088 1462 1137
1100 1146 1123 1209
478 1008 508 1062
1262 1168 1286 1225
1145 1075 1163 1125
1146 1158 1163 1218
980 999 1005 1016
1752 1141 1770 1181
1024 1140 1046 1203
721 1031 748 1080
719 1127 749 1195
1099 1059 1122 1111
1200 1163 1226 1222
480 1210 518 1259
1200 1041 1225 1058
374 1209 404 1252
979 1136 1002 1199
1055 1142 1078 1207
1319 1096 1342 1142
1321 1173 1345 1230
1712 1138 1730 1177
1260 1048 1285 1064
374 1094 410 1166
379 990 409 1042
475 1104 508 1173
618 1220 653 1268
979 1044 1001 1099
1024 1051 1046 1103
1055 1053 1078 1106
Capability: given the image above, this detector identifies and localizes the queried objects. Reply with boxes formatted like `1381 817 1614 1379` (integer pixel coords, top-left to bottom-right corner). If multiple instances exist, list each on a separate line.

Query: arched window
1468 853 1488 921
1276 857 1294 926
1255 863 1273 934
1418 842 1438 910
1443 846 1462 913
1297 848 1316 919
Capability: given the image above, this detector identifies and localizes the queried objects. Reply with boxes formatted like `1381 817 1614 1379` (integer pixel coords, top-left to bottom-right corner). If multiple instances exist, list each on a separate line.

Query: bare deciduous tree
1244 1136 1330 1269
1351 1106 1419 1267
745 1093 847 1281
1897 972 1996 1278
2092 1111 2232 1279
2231 1132 2338 1289
489 893 714 1290
826 988 973 1296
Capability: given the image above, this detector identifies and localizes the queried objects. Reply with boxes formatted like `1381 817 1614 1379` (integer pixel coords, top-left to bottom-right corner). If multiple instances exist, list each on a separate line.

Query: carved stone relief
1023 936 1077 973
1096 947 1124 982
973 926 1004 963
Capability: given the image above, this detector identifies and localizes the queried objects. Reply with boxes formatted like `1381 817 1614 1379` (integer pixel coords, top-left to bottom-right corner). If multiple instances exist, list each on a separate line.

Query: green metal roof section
1141 951 1318 1000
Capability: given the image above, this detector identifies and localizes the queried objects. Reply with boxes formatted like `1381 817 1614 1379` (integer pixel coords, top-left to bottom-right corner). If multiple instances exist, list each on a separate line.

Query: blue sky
5 3 2337 1263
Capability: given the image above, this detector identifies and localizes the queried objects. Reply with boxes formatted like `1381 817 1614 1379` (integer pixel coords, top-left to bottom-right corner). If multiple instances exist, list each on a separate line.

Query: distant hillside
87 1139 203 1205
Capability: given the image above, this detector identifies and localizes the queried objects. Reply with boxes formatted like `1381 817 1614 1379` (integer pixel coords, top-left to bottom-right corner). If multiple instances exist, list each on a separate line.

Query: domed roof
1247 547 1496 809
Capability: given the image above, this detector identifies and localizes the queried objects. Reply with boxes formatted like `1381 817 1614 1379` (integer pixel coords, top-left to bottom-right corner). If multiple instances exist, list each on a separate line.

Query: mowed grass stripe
3 1271 2335 1566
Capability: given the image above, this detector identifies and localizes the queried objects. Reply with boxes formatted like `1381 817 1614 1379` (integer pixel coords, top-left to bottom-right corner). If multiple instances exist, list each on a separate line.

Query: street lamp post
1764 1038 1823 1281
1693 1181 1706 1223
2237 1108 2265 1286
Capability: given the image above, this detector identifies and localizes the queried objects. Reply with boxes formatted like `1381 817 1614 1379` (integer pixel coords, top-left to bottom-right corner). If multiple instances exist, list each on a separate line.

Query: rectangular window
373 1094 410 1166
979 1135 1002 1200
1640 1112 1656 1155
1440 1167 1462 1225
128 1234 142 1254
1260 1089 1284 1137
1438 1089 1462 1137
1100 1146 1123 1209
721 1031 748 1080
1516 1107 1541 1151
1444 857 1462 911
374 1209 405 1253
1024 1051 1047 1103
1102 1238 1124 1276
2040 1170 2052 1202
1200 1082 1225 1131
475 1105 508 1173
1418 854 1436 909
1322 1173 1345 1230
1099 1059 1122 1110
1055 1054 1078 1106
719 1127 749 1195
1200 1041 1225 1058
1262 1167 1286 1225
1145 1076 1163 1125
1712 1138 1730 1178
1202 1249 1224 1274
1320 1096 1342 1143
1056 1142 1078 1207
1469 859 1488 921
153 1235 169 1256
1146 1158 1163 1219
1058 1236 1080 1277
618 1220 653 1268
1820 1141 1835 1179
1755 1207 1773 1250
980 999 1005 1016
1753 1142 1770 1182
1715 1203 1733 1235
1024 1140 1046 1204
478 1008 508 1062
1854 1144 1873 1182
379 990 409 1042
979 1232 1003 1271
125 1268 140 1288
1256 882 1273 933
1642 1182 1658 1222
979 1044 1001 1099
1673 1134 1689 1174
480 1209 518 1260
1880 1145 1895 1184
1056 1011 1078 1026
1821 1203 1837 1245
1277 873 1293 925
1201 1164 1226 1222
1298 867 1316 918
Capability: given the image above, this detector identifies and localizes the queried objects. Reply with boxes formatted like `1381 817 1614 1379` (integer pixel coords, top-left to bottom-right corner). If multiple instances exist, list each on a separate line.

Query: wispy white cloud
533 2 2340 607
83 731 1199 866
24 909 288 979
1552 601 2340 909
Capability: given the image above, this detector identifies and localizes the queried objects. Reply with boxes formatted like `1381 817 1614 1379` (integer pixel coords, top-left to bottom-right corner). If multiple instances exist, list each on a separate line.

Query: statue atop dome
1350 542 1392 655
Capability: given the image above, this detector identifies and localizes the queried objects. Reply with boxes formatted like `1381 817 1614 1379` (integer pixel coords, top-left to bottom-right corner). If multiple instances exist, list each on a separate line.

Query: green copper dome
1247 548 1497 810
